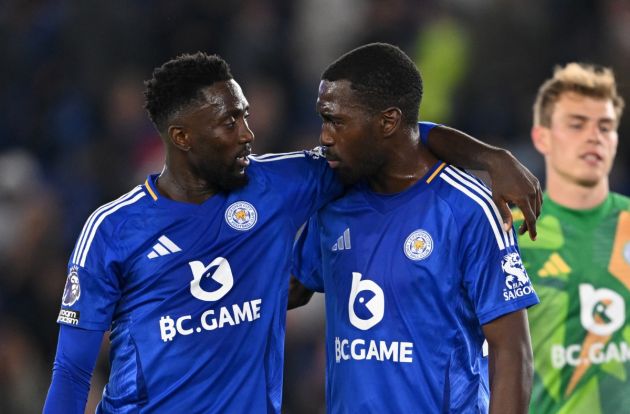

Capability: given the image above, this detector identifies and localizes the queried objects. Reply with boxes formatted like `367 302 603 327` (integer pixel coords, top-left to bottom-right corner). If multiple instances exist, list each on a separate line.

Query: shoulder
610 192 630 211
431 165 496 219
71 184 149 267
248 148 327 171
432 164 514 249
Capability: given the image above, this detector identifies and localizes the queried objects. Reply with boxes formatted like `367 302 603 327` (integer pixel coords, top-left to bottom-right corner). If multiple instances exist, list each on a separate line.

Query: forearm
43 325 104 414
425 125 512 171
488 342 533 414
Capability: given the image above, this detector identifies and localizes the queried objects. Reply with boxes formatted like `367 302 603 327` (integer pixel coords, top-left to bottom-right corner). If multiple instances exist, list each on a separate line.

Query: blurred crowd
0 0 629 413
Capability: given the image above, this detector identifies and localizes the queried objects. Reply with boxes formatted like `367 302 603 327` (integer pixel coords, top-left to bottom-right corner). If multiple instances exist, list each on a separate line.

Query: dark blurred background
0 0 628 413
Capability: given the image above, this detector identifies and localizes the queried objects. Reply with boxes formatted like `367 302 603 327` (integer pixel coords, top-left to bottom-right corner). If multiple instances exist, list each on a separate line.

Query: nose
240 119 255 143
320 125 334 147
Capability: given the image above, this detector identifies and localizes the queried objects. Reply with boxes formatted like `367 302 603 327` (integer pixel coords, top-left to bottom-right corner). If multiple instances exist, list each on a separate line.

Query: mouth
235 148 251 170
325 151 341 169
580 152 603 165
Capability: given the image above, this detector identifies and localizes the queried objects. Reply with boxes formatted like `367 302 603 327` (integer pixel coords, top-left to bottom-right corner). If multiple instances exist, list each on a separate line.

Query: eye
225 117 237 128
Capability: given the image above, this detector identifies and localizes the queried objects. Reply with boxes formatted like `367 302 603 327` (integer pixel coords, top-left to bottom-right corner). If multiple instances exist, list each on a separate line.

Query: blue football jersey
293 162 539 413
56 149 342 413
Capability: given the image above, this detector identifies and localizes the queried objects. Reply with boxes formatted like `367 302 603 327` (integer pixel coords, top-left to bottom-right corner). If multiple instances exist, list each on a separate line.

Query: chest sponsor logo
551 284 629 378
225 201 257 231
189 257 234 302
403 229 433 261
502 252 534 301
158 257 262 342
579 284 625 336
62 265 81 307
349 272 384 330
337 272 414 364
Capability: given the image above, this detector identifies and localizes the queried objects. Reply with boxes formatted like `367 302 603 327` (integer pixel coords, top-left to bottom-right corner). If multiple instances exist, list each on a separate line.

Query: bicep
482 309 531 349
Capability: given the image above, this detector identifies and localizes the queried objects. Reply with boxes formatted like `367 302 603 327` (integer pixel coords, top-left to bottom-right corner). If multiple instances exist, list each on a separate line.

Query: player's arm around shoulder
482 309 534 414
424 125 542 240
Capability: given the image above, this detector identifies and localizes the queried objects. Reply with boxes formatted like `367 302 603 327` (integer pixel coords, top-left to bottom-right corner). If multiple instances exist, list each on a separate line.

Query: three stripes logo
332 228 351 251
538 253 571 277
147 235 182 259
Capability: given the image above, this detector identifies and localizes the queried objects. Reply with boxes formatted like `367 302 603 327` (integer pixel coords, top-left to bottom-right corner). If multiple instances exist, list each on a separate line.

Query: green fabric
515 193 630 414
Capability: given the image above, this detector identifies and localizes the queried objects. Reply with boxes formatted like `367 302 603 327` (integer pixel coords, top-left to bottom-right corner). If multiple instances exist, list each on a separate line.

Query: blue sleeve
292 216 324 292
453 171 539 324
57 215 122 331
419 121 438 146
43 325 104 414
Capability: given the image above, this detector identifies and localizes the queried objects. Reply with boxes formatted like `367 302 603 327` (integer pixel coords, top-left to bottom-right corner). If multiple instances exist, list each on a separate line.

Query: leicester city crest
225 201 258 231
62 265 81 306
404 229 434 261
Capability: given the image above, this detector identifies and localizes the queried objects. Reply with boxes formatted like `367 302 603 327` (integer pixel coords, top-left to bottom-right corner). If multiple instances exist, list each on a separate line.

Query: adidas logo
332 228 351 251
538 253 571 277
147 235 182 259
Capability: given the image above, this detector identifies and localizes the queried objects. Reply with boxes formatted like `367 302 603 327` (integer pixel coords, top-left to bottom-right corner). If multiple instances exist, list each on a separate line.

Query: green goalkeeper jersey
514 192 630 414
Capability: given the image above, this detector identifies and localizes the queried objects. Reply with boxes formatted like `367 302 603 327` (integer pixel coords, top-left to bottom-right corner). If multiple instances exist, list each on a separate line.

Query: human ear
168 125 191 151
381 107 402 137
531 125 550 156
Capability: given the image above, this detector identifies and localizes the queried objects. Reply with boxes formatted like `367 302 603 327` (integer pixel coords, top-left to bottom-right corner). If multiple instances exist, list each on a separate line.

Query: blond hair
533 63 625 127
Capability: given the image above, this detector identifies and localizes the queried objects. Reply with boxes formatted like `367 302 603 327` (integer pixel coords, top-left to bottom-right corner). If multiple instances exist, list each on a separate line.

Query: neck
156 162 216 204
368 133 437 194
546 174 609 210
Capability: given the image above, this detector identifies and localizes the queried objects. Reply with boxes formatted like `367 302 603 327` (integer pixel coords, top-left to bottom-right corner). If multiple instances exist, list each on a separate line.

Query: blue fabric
52 149 343 413
419 121 438 146
293 162 539 413
43 325 103 414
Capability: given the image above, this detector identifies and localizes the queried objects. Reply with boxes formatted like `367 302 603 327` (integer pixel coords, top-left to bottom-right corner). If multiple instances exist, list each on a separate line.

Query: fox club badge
404 229 433 261
225 201 258 231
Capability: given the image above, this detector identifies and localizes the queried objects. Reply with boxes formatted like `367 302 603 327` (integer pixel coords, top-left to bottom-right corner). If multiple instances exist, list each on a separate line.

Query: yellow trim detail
426 162 447 184
145 179 158 201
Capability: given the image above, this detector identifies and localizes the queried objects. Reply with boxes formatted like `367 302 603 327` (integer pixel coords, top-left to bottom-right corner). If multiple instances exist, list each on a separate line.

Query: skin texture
157 79 254 203
483 310 534 414
292 78 534 413
531 92 618 209
317 79 436 194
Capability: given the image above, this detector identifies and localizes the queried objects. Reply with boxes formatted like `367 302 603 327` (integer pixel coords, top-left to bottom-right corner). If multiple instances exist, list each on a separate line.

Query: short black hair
144 52 233 132
321 43 422 127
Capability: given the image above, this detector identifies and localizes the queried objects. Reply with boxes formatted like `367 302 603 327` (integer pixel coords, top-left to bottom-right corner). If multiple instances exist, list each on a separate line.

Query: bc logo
579 284 625 336
348 272 384 330
189 257 234 301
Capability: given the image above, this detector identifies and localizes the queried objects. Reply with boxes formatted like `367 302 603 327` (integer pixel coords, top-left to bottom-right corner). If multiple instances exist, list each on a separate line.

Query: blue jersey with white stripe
293 162 539 414
56 149 342 413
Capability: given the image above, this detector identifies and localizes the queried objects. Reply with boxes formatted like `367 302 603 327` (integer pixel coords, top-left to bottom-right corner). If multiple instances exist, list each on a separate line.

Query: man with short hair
44 51 540 413
514 63 629 414
290 43 539 413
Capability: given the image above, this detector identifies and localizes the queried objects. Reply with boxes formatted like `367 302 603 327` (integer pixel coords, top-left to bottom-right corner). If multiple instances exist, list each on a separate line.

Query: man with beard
44 51 540 413
290 43 539 413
